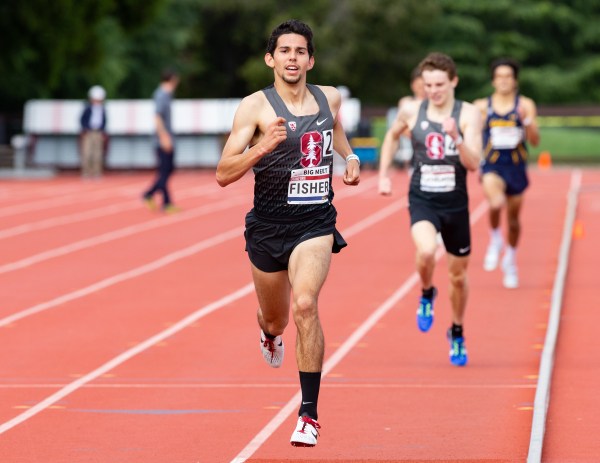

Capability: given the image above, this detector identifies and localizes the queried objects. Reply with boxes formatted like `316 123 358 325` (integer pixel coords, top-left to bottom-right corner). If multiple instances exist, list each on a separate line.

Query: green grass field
530 127 600 163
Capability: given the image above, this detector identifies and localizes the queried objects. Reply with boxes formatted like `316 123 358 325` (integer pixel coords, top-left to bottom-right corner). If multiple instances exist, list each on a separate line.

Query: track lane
0 168 586 462
0 175 148 221
0 173 248 263
542 170 600 463
0 174 406 460
238 169 575 462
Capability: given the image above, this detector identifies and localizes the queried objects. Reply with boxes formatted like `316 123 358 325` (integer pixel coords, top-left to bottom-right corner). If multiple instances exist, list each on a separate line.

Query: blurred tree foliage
0 0 163 111
428 0 600 103
2 0 600 117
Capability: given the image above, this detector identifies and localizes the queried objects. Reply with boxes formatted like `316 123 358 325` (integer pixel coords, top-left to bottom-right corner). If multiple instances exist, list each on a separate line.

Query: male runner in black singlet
378 52 482 366
216 19 360 447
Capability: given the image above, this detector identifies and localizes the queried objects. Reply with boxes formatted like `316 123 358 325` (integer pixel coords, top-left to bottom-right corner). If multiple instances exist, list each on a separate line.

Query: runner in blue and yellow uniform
216 20 360 448
474 58 540 289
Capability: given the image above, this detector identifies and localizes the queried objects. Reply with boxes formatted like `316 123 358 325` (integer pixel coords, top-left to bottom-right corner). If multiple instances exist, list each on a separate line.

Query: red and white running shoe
260 330 284 368
290 415 321 447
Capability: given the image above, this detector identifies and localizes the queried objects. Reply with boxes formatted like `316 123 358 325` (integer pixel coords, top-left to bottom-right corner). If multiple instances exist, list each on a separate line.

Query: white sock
490 228 502 245
504 246 517 263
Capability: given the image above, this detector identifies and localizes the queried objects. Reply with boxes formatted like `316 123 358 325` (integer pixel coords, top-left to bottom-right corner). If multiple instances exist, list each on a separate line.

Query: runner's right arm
216 93 287 187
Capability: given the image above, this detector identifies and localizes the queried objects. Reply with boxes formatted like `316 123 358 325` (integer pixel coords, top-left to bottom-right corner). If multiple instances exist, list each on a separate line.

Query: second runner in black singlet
408 99 471 256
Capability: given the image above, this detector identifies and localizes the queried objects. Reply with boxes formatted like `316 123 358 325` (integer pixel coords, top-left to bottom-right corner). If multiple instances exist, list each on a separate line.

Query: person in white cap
80 85 107 178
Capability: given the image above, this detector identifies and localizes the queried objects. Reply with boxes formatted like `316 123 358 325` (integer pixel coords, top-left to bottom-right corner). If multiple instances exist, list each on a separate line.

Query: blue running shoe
447 328 468 366
416 287 437 332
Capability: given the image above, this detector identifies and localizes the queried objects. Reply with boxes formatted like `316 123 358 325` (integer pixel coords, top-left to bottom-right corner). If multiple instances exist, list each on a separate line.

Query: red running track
0 166 595 462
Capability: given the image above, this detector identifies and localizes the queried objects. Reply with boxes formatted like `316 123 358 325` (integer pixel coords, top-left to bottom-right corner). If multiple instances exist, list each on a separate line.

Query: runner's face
422 69 456 107
492 65 517 95
266 33 314 84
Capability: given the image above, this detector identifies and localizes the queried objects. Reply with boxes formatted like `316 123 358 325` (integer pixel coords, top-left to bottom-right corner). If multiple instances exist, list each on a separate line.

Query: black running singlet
409 99 468 212
253 84 335 220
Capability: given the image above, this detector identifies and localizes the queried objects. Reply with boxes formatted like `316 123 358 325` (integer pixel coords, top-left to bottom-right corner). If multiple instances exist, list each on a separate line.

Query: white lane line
1 383 536 390
527 169 582 463
0 180 379 325
0 182 228 241
0 176 377 272
230 199 489 463
0 284 255 435
0 202 144 240
334 174 378 198
0 183 146 218
0 192 403 435
0 194 249 275
0 181 140 202
0 226 243 328
0 173 249 219
0 176 154 201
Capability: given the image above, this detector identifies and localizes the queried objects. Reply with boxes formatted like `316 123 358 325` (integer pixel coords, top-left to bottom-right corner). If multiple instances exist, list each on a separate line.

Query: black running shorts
409 203 471 257
244 206 347 272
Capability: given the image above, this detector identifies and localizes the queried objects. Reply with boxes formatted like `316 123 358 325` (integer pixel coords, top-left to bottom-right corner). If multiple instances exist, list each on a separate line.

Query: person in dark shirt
143 69 180 213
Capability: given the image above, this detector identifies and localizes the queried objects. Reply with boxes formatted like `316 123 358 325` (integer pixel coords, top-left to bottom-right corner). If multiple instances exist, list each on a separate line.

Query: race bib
420 164 456 193
287 165 330 204
490 125 523 149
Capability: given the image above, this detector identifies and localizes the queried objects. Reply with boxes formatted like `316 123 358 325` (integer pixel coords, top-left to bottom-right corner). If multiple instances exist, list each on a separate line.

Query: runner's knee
507 217 520 234
448 269 467 290
417 248 436 266
488 193 505 211
258 308 288 336
292 293 318 321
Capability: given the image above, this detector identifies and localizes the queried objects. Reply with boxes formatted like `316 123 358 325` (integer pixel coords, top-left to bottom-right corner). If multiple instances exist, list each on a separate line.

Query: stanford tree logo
425 132 446 159
300 131 322 168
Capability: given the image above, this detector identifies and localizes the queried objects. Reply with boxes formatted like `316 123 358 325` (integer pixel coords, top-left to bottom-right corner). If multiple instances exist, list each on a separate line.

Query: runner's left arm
445 103 483 172
518 97 540 147
322 86 360 186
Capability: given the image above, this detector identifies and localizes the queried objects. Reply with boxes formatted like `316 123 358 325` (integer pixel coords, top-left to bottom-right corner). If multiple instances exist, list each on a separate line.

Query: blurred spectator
142 69 180 213
79 85 107 178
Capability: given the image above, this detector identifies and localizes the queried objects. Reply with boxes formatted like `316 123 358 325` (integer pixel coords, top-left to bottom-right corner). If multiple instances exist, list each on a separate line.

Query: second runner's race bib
420 164 456 193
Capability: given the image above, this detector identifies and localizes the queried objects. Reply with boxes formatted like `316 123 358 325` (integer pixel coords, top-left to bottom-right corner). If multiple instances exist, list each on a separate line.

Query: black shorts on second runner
244 206 347 273
409 203 471 257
